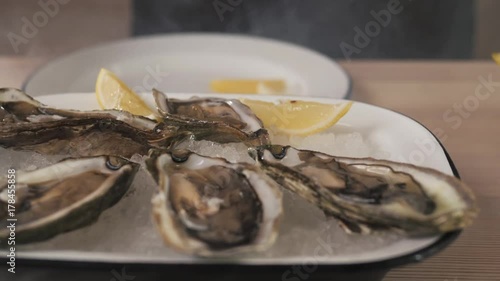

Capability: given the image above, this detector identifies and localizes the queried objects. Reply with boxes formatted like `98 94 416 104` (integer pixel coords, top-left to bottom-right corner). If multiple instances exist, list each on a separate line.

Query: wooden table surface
1 57 499 281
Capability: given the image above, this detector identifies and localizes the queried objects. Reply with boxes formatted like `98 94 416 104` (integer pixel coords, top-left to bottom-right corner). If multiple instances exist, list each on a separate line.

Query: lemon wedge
95 68 158 119
211 79 286 95
493 53 500 65
240 99 353 136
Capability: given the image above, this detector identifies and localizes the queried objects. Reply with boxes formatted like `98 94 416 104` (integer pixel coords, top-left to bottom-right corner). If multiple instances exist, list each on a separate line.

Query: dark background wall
132 0 475 59
1 0 498 59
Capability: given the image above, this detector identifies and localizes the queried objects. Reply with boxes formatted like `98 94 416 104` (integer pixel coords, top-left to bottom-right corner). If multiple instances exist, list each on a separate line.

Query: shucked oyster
152 88 270 148
153 115 269 150
153 88 266 135
145 150 283 256
0 88 160 158
253 145 478 236
0 88 269 157
0 156 138 245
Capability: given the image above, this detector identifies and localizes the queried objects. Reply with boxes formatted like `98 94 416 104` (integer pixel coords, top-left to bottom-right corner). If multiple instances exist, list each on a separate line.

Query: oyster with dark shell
252 145 478 236
153 88 266 135
0 155 138 244
0 88 269 158
145 149 283 256
0 86 479 256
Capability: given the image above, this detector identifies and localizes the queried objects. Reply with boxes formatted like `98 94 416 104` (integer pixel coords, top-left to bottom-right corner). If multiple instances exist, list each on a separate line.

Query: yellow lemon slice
95 68 158 119
240 99 353 136
493 53 500 65
211 79 286 95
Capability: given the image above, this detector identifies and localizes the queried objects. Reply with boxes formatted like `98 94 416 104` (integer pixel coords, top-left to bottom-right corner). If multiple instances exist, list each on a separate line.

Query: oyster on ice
0 156 139 245
153 88 266 135
145 149 283 256
153 115 269 150
152 88 270 147
0 88 161 158
253 145 478 236
0 88 269 158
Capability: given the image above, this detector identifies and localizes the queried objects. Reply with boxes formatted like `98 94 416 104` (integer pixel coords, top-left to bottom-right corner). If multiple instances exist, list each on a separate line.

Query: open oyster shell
253 145 478 236
145 150 283 257
152 88 270 148
153 88 266 135
0 155 139 245
0 88 161 158
0 88 269 157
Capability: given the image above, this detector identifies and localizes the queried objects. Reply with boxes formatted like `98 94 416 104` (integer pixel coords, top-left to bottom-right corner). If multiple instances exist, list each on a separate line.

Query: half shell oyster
0 155 139 245
145 150 283 256
253 145 478 236
0 88 160 158
0 88 269 157
153 88 266 135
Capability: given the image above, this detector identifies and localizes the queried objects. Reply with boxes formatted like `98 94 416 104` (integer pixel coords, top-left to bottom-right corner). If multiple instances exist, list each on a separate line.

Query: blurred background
1 0 498 60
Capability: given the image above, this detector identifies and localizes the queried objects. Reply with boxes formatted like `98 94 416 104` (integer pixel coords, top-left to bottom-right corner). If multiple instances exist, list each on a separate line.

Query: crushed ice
176 139 255 164
0 127 404 260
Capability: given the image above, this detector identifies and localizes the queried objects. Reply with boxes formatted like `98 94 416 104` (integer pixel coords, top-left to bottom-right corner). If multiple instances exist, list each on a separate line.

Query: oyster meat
0 155 139 245
145 149 283 256
153 88 266 134
253 145 478 236
152 88 270 148
0 88 161 158
153 115 269 150
0 85 480 255
0 88 269 157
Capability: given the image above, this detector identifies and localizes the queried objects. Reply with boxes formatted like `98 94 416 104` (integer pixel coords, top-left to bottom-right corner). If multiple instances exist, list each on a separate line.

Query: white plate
23 33 352 98
0 92 460 267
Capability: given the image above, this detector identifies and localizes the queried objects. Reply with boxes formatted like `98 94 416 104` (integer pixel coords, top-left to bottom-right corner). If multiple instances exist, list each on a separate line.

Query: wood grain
1 58 499 280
